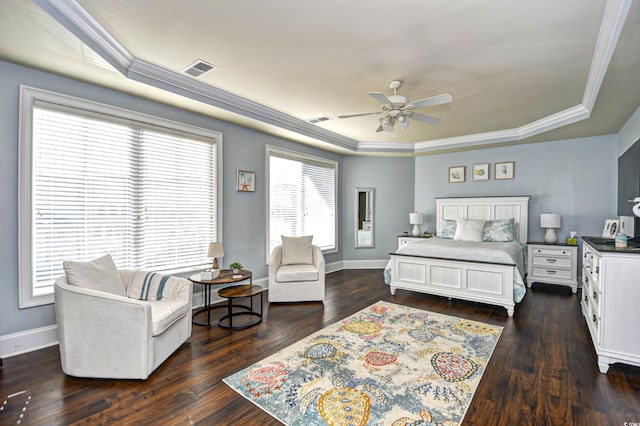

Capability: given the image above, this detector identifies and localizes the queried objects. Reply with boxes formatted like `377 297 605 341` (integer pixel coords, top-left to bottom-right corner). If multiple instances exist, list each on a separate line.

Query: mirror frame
354 187 375 248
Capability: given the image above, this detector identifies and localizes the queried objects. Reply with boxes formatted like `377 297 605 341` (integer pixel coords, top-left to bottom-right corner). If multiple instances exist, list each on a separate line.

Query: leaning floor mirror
355 187 374 248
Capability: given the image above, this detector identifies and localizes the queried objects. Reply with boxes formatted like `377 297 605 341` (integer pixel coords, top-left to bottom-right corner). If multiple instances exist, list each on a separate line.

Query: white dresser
581 237 640 373
526 243 578 293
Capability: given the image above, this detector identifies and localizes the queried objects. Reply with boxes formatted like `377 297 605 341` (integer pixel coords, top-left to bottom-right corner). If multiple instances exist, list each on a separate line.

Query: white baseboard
0 325 59 359
0 263 386 358
342 259 388 269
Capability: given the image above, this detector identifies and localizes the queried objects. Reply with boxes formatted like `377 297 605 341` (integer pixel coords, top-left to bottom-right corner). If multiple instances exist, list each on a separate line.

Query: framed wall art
472 163 489 181
448 166 465 183
237 170 256 192
494 161 515 180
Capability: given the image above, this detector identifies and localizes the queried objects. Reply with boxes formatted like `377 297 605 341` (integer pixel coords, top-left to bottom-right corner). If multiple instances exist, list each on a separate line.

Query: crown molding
35 0 631 155
582 0 632 111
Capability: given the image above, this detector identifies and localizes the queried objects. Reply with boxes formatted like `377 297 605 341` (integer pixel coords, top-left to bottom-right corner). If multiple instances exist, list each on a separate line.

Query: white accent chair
268 242 325 303
54 267 192 380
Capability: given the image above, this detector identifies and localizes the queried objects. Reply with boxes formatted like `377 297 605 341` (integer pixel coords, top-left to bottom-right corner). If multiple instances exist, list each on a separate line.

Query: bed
386 196 530 316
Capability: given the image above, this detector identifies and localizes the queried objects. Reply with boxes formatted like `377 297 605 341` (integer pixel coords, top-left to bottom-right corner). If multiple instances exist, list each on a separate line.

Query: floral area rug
223 301 502 425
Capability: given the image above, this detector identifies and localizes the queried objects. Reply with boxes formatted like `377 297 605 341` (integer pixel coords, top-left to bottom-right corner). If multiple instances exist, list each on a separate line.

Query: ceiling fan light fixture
397 115 410 130
379 116 394 132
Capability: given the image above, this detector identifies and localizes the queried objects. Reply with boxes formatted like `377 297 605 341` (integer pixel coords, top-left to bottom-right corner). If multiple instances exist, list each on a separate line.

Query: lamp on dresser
409 212 423 237
540 213 561 244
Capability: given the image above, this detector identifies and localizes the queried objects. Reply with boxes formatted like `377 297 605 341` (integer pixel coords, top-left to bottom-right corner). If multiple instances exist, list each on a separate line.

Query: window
18 86 222 308
266 145 337 260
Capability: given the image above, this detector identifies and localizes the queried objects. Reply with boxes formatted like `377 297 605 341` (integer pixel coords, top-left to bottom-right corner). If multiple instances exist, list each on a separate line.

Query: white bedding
385 238 527 302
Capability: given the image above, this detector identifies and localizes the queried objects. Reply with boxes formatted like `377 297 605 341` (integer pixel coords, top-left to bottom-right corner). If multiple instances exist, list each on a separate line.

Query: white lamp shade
207 242 224 258
540 213 561 229
409 213 424 225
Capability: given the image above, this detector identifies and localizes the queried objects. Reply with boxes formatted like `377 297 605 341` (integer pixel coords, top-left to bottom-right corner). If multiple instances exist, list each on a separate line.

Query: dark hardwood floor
2 269 639 425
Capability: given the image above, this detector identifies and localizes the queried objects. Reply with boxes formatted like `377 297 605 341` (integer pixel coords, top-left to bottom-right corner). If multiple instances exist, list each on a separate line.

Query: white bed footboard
389 254 516 316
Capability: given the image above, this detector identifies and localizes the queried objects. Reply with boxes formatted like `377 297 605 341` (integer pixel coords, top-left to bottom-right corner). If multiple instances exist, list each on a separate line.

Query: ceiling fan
338 80 452 133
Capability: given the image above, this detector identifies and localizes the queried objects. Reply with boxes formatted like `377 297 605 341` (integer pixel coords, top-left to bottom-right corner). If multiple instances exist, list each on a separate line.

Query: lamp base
544 228 558 244
412 224 422 237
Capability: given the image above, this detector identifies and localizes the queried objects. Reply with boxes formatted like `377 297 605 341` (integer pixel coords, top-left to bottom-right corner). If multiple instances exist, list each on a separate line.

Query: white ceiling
1 0 638 155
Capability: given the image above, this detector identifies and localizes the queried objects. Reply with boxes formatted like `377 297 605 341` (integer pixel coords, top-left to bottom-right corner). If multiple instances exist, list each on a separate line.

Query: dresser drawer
585 298 600 345
531 247 573 257
532 255 572 269
532 267 572 280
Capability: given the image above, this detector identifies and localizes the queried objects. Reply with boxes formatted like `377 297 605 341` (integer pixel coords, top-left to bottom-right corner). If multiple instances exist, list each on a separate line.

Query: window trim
265 145 338 264
18 85 223 308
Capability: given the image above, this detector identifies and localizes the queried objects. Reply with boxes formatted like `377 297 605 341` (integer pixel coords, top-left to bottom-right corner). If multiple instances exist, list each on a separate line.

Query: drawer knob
546 258 557 263
592 314 597 323
595 266 599 273
593 291 598 300
584 294 587 302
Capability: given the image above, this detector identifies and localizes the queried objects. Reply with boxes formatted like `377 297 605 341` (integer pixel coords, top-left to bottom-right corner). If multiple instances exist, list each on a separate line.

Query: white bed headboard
435 196 530 243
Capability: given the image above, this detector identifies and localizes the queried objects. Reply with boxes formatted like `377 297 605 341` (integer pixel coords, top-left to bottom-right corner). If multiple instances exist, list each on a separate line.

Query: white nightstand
397 235 431 249
526 242 578 293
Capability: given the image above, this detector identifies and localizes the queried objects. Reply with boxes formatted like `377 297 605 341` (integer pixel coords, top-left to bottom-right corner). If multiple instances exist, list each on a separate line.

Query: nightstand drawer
532 256 572 269
531 247 573 257
532 267 572 280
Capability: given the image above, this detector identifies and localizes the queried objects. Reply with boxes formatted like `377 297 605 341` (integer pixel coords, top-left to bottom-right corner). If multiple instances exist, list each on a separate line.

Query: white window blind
267 146 337 258
20 89 220 307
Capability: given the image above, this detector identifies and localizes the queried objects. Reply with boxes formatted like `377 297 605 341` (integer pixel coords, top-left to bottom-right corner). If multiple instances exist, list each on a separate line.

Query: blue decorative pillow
437 219 457 239
127 271 186 301
482 218 517 242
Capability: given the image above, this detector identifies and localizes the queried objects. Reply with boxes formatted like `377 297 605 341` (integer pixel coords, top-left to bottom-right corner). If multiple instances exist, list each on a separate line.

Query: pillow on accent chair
127 271 189 301
482 218 517 242
454 219 486 242
281 235 314 265
62 253 126 296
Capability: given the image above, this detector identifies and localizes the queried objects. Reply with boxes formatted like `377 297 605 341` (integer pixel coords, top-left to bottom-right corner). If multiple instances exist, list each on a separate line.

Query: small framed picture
602 219 619 238
448 166 465 183
472 163 489 181
236 170 256 192
494 161 515 180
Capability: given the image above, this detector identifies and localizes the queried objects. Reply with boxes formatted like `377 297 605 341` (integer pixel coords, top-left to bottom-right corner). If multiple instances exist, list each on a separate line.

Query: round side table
190 269 252 327
217 284 264 329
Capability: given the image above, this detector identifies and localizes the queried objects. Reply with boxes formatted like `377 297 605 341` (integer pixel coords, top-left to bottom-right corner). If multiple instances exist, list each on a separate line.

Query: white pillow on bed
454 218 486 241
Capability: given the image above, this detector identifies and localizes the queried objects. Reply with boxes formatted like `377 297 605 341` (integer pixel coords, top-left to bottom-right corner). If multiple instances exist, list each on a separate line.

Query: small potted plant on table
229 262 243 274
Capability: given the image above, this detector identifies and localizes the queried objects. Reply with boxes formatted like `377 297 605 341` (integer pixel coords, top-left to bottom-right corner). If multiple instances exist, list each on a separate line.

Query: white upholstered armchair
54 254 192 380
268 236 325 303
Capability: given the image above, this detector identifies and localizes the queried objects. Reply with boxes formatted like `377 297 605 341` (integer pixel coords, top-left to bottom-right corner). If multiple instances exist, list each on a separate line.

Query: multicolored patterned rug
223 301 502 425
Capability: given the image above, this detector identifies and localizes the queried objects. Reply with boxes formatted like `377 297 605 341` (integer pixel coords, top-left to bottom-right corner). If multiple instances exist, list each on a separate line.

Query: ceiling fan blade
375 125 384 132
368 92 393 106
411 112 441 125
411 93 453 109
338 111 382 119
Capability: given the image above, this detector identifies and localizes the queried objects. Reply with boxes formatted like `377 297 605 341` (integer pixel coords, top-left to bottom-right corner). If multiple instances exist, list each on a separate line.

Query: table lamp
207 242 224 269
410 212 424 237
540 213 561 244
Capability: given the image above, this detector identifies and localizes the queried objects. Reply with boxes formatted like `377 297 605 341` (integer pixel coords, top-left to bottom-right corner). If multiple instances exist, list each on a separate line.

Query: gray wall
0 60 342 336
414 136 619 242
619 105 640 156
342 156 414 260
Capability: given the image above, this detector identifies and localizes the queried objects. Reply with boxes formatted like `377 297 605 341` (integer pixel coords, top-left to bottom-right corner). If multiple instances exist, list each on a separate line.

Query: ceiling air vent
183 60 216 78
307 116 331 124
